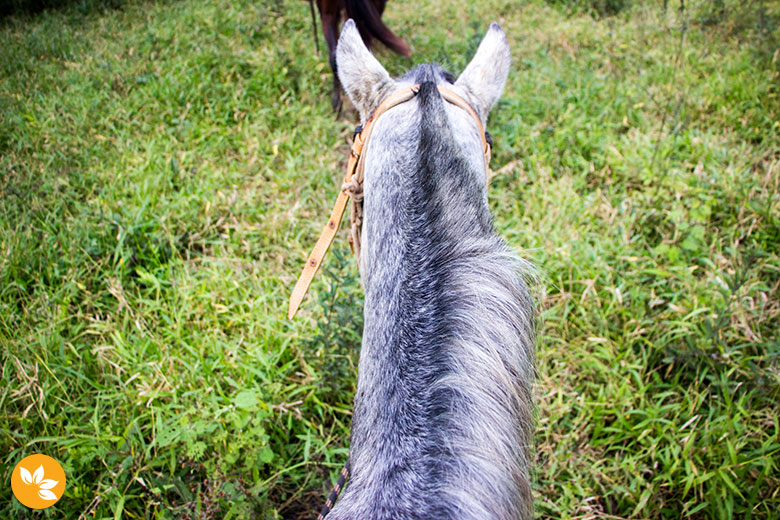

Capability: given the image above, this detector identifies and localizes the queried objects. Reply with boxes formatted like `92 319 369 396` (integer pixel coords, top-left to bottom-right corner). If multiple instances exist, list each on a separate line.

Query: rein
288 84 492 320
316 460 351 520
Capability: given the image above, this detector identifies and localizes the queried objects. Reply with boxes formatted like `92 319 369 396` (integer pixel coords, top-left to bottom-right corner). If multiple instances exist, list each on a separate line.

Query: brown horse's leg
345 0 410 58
317 0 343 112
371 0 386 16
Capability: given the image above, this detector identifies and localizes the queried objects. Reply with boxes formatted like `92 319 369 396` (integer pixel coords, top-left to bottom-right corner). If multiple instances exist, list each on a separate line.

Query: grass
1 0 778 517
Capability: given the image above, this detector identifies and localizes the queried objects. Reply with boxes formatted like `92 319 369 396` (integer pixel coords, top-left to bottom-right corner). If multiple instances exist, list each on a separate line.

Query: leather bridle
288 84 493 319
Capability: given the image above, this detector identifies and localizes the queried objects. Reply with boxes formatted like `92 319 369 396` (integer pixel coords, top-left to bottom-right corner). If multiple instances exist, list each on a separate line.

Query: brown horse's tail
344 0 411 57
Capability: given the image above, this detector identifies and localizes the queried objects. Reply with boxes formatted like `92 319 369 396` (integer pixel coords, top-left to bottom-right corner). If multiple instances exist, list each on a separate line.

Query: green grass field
1 0 778 517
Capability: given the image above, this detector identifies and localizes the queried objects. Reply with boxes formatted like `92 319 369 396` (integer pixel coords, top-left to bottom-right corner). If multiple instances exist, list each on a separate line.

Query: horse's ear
455 22 510 124
337 19 395 121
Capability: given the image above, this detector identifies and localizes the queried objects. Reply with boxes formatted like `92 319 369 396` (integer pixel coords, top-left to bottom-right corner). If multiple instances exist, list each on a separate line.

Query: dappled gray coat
328 20 536 520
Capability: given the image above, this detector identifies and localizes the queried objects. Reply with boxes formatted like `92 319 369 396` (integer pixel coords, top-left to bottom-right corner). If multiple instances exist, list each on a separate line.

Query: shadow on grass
1 0 123 19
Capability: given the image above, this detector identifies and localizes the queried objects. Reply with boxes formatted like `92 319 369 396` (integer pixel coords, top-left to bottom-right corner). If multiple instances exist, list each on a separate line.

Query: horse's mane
330 66 535 520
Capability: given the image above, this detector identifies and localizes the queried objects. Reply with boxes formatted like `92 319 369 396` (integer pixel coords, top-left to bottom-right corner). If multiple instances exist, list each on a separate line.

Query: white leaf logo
18 465 61 501
20 467 33 485
33 465 44 485
38 489 57 501
39 479 59 490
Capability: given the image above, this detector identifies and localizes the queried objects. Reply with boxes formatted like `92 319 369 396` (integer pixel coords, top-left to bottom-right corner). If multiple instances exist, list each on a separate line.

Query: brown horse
310 0 411 111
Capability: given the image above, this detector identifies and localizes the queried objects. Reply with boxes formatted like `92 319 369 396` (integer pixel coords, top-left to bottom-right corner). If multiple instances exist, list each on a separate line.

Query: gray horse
328 20 536 520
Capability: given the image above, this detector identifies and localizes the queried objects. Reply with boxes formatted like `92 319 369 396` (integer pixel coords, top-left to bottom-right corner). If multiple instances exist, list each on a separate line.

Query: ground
1 0 778 518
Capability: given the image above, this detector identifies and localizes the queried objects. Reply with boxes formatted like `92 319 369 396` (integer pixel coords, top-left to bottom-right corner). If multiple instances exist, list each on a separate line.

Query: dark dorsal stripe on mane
327 26 535 516
344 79 504 518
414 80 493 242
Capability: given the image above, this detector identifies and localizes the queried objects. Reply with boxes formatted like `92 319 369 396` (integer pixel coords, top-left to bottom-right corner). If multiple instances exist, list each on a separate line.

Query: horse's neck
336 102 533 520
353 102 491 460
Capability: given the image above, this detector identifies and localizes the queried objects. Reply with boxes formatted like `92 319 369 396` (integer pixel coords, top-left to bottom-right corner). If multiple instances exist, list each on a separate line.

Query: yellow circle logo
11 454 66 509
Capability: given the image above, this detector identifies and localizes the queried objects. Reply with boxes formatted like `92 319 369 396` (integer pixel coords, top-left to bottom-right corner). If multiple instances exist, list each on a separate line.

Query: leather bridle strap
288 84 491 319
439 86 492 171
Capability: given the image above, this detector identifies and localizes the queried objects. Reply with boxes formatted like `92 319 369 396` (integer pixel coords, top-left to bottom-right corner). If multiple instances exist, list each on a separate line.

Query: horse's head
334 20 512 281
